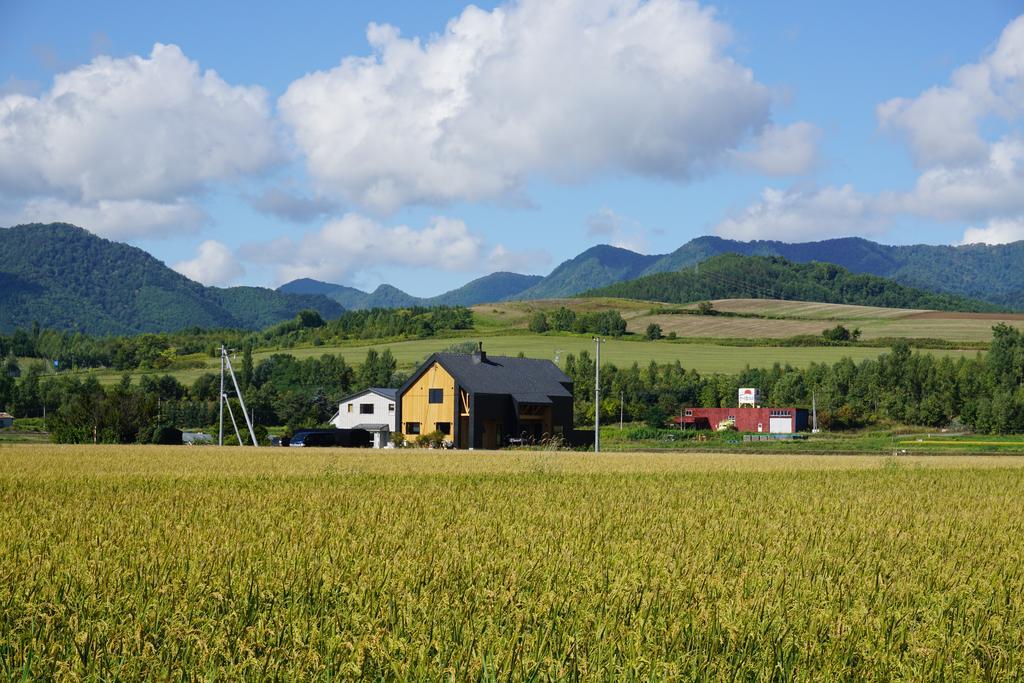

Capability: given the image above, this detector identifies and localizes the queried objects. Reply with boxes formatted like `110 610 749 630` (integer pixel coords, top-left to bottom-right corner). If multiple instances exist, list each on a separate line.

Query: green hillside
509 245 658 300
642 236 1024 309
586 254 1001 312
0 223 344 335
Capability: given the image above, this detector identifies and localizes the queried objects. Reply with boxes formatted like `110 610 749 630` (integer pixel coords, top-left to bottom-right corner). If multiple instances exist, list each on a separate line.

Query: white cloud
267 213 539 283
486 244 551 273
712 15 1024 243
883 135 1024 222
960 217 1024 245
585 207 649 251
877 15 1024 167
0 43 280 237
11 197 206 240
714 185 880 241
173 240 245 286
732 122 821 176
247 187 338 222
278 0 773 212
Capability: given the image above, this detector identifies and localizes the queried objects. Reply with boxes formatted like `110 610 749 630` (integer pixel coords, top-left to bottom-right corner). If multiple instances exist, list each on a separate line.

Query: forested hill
586 254 1002 312
641 236 1024 308
0 223 344 335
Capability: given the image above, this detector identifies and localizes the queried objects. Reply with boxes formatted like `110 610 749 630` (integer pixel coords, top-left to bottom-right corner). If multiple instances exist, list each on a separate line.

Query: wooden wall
400 362 455 439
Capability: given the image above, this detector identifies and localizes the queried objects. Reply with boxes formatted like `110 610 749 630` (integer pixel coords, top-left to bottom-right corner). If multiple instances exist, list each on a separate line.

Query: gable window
406 422 421 435
360 403 374 414
436 422 451 435
347 404 353 413
388 403 395 412
428 388 443 404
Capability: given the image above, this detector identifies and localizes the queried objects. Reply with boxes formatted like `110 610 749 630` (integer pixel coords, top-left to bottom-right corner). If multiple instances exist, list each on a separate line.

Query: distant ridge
0 223 344 335
279 272 543 309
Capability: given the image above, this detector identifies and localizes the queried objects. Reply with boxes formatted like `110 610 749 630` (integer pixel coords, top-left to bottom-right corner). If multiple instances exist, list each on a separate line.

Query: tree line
564 324 1024 434
5 347 403 444
6 323 1024 441
0 306 472 372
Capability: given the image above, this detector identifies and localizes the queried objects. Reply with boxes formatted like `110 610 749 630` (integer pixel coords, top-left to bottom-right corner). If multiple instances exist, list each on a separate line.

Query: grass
597 424 1024 455
71 334 978 386
2 445 1024 678
33 296 1003 387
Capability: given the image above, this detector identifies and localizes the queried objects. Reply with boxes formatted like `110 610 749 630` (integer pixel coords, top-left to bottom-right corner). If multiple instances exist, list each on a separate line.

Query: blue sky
2 1 1023 295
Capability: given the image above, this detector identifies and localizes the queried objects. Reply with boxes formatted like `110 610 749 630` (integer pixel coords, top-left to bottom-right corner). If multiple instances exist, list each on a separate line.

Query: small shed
0 412 13 428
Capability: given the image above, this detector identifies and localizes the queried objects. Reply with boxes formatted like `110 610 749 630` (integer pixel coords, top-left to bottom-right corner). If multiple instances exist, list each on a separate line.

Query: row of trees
0 306 472 373
8 324 1024 441
563 324 1024 434
5 347 403 443
528 308 628 336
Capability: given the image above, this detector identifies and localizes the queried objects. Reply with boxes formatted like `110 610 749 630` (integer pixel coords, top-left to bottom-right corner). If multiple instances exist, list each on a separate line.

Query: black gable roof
432 353 572 401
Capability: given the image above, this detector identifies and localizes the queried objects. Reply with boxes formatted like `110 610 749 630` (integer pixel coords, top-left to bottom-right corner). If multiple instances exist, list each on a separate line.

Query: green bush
416 430 445 448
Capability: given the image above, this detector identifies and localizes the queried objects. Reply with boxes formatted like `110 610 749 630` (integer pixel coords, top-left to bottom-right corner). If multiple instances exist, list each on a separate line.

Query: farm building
329 387 397 448
676 407 809 434
396 344 574 449
0 412 13 428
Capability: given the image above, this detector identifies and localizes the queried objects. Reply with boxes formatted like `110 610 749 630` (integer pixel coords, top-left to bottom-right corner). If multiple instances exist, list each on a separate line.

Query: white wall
331 391 396 432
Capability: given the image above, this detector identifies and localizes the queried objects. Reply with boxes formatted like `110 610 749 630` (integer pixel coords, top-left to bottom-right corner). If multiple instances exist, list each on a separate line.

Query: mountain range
278 272 543 310
4 222 1024 336
281 236 1024 310
0 223 343 335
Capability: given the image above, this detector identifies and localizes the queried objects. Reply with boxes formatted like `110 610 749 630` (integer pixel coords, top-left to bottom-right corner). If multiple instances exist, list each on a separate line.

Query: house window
406 422 421 435
684 409 693 416
436 422 451 435
428 388 443 404
388 404 395 412
770 410 790 417
359 403 374 414
347 404 353 413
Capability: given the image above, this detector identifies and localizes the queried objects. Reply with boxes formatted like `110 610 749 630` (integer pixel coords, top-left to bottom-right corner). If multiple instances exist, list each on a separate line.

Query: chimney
472 341 486 364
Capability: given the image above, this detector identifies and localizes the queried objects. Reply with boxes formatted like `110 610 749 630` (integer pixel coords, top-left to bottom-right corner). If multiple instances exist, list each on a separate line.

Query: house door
757 423 763 433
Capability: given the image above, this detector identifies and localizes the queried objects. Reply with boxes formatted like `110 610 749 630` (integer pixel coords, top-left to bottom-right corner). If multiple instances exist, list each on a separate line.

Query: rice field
3 445 1024 679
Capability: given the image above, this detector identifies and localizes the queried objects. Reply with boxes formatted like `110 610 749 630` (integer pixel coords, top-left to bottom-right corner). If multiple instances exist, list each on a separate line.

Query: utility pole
812 392 819 433
218 346 225 446
619 390 624 430
594 337 602 453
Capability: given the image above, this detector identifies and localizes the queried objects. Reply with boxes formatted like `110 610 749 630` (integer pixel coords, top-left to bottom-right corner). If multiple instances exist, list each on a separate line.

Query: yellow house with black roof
396 344 575 449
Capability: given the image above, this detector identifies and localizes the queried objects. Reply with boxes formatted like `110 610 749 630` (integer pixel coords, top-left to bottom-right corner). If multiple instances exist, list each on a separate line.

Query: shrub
416 430 445 448
528 312 549 333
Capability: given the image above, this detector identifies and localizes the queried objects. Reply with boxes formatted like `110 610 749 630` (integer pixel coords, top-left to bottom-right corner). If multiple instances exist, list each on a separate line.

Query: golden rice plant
1 445 1023 679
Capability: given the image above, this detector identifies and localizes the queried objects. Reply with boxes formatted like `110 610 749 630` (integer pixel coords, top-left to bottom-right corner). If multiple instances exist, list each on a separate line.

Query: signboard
738 387 760 407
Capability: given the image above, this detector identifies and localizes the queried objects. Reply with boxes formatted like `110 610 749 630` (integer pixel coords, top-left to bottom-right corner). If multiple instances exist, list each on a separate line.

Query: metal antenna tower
219 344 259 447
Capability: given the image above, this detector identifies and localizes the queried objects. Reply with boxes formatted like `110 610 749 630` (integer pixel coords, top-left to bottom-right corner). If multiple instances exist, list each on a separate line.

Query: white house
329 387 397 448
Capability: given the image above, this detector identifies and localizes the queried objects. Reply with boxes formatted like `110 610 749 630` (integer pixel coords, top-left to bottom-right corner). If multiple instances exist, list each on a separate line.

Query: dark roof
338 387 398 404
429 353 572 402
369 387 398 400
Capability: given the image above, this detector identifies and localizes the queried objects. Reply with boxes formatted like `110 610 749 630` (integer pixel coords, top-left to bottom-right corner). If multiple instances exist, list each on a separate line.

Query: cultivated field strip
2 447 1024 679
